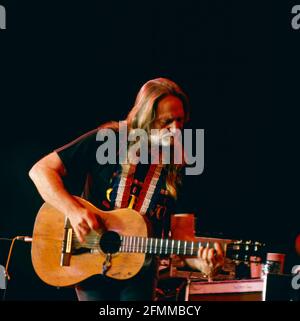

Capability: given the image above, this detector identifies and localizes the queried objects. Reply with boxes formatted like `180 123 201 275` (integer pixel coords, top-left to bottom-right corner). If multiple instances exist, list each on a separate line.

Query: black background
0 0 299 300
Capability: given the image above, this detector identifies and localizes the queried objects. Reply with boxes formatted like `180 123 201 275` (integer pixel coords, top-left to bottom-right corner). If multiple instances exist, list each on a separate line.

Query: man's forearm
29 164 83 216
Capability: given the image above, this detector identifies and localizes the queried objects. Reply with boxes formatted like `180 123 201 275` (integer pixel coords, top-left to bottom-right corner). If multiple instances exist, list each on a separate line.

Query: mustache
150 128 181 146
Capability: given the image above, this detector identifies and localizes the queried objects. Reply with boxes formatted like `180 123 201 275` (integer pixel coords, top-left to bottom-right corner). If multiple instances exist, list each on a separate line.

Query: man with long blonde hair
29 78 224 300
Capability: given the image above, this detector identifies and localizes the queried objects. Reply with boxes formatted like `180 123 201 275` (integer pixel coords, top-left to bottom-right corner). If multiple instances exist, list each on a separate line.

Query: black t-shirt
55 128 186 238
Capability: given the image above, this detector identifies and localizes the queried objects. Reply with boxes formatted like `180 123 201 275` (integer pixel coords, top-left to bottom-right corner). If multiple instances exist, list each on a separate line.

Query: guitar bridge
60 218 73 266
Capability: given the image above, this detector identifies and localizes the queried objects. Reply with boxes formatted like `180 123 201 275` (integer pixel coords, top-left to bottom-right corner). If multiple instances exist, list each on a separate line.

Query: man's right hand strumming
66 207 100 243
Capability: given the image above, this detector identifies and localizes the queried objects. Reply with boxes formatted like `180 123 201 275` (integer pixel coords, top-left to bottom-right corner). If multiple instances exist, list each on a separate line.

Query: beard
149 128 177 147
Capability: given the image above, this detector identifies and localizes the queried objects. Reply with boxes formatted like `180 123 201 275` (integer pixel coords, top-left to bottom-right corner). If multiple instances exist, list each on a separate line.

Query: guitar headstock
226 240 266 263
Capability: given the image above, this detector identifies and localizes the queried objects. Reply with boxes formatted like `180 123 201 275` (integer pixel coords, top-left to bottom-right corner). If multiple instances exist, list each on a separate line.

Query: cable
0 236 32 242
15 236 32 242
5 236 18 281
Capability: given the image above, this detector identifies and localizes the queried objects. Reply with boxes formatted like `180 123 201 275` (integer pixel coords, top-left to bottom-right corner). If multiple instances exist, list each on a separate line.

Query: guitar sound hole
99 231 121 254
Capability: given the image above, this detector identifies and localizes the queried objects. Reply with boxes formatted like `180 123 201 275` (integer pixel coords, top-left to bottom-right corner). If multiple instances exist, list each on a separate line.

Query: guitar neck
119 236 215 256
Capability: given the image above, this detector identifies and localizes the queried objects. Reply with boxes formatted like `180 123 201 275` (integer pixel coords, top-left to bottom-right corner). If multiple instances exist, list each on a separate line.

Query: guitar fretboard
119 236 213 256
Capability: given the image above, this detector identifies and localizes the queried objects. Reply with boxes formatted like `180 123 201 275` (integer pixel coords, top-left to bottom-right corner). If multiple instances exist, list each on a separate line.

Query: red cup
170 214 195 240
266 253 285 274
250 256 262 278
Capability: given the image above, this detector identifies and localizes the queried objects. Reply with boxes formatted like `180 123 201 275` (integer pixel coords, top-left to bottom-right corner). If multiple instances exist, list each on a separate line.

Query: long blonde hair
101 78 190 199
127 78 190 132
126 78 190 198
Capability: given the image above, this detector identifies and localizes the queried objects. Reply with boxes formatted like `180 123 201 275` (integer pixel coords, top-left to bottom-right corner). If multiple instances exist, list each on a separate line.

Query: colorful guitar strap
109 163 164 215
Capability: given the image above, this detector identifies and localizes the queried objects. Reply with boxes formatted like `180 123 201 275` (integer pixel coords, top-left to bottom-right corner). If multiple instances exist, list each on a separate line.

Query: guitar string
71 237 203 254
70 235 241 249
71 236 204 246
70 238 251 256
72 245 199 255
71 236 209 247
71 239 247 253
71 236 208 246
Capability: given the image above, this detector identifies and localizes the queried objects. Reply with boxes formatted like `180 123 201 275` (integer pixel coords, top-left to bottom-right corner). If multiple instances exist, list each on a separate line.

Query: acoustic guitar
31 196 264 287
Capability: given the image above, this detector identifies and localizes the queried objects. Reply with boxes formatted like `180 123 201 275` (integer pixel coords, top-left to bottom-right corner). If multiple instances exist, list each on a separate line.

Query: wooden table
187 278 264 301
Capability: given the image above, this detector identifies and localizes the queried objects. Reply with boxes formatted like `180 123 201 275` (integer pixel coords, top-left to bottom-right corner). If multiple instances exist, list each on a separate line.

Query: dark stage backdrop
0 0 299 300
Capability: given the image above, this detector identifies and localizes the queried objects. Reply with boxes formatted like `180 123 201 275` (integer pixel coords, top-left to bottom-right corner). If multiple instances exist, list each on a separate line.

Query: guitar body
31 197 266 288
31 197 148 287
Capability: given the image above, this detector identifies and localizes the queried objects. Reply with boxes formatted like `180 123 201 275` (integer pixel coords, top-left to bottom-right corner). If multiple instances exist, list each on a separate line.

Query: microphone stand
0 236 32 300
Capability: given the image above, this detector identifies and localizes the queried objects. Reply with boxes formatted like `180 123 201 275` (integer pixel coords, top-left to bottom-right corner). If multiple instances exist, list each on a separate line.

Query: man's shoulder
57 124 121 150
55 128 99 153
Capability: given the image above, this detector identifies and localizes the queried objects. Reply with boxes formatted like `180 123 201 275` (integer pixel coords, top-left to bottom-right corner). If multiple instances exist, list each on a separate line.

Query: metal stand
0 264 8 301
0 265 8 290
0 235 32 300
